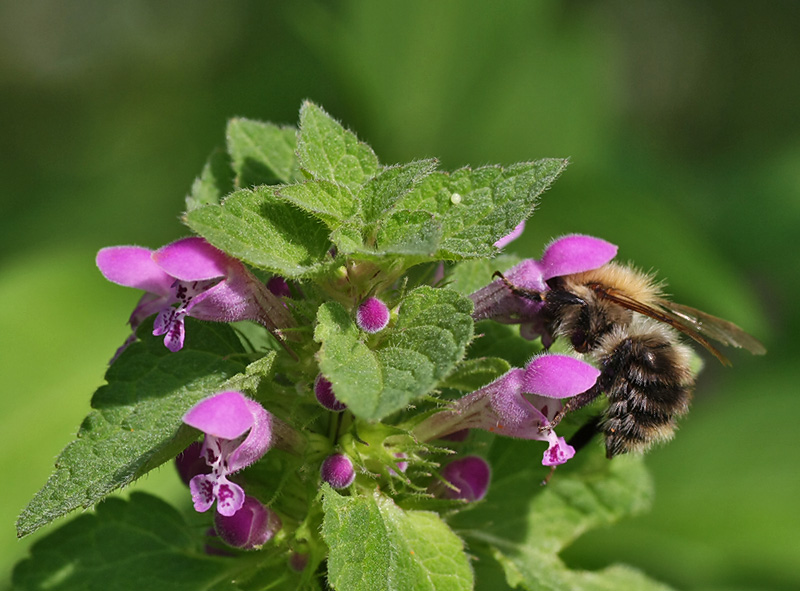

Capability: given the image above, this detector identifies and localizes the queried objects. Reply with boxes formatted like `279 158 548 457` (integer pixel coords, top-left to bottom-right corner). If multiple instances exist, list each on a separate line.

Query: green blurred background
1 2 798 589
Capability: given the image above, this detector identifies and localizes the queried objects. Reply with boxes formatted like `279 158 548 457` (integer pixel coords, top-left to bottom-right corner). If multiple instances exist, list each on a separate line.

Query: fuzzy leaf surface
322 487 473 591
186 148 234 212
185 186 332 278
314 287 473 421
13 493 242 591
452 440 673 591
296 101 379 189
226 117 301 186
16 319 246 538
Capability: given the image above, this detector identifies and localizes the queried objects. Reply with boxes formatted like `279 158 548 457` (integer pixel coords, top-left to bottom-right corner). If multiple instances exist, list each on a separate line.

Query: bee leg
492 271 544 302
545 384 602 429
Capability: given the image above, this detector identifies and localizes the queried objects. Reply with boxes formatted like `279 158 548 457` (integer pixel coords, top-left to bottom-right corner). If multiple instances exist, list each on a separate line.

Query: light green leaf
322 487 473 591
452 440 672 591
226 117 301 186
276 179 358 227
314 301 383 419
13 493 243 591
297 101 380 189
440 357 512 391
400 160 568 259
185 186 332 278
186 147 234 212
16 319 247 538
359 159 438 226
314 287 473 421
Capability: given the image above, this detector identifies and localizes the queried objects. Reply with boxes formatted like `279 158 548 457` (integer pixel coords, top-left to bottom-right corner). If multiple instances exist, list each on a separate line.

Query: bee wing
589 283 735 366
654 299 767 356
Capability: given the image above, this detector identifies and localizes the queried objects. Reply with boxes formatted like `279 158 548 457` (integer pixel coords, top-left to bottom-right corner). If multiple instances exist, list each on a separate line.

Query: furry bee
494 261 766 458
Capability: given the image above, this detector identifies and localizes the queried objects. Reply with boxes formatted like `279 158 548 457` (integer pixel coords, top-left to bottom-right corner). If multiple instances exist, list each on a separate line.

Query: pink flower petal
539 234 617 280
522 354 600 399
183 391 257 440
494 220 525 249
96 246 174 295
153 237 231 281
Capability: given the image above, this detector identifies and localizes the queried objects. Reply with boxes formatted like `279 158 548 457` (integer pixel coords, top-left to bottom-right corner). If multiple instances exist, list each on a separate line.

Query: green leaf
400 160 568 259
373 209 443 256
446 255 522 297
439 357 512 391
452 441 672 591
297 101 380 189
13 493 243 591
186 147 235 212
322 487 473 591
359 159 438 227
314 301 383 419
185 186 332 278
314 288 474 421
16 319 247 538
276 179 358 227
226 117 301 186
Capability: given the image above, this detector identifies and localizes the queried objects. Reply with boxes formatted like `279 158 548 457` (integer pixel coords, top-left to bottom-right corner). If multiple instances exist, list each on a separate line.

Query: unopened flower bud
321 453 356 489
314 375 347 412
439 456 491 502
213 496 281 550
356 297 390 333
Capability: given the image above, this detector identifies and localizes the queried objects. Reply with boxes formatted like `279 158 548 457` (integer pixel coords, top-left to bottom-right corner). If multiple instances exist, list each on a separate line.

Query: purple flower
182 391 273 516
96 237 294 355
494 220 525 249
437 456 491 501
175 440 212 486
314 374 347 412
414 354 600 466
214 495 282 550
321 453 356 489
356 297 390 333
471 234 617 341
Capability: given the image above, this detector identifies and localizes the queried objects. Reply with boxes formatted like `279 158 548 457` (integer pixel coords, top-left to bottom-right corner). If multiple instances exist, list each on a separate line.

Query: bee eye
571 331 588 352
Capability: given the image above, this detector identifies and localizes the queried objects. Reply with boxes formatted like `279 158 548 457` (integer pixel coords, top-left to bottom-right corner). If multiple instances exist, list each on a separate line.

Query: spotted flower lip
96 237 294 355
470 234 618 330
182 391 273 517
413 354 600 466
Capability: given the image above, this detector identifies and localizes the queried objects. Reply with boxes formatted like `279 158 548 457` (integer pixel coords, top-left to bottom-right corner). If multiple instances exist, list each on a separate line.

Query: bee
494 261 766 458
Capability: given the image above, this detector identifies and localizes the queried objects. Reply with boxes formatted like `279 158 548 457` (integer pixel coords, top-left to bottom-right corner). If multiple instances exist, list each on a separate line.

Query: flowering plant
14 103 676 591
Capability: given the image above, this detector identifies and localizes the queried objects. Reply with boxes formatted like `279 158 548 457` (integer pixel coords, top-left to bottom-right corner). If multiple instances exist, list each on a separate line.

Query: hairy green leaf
14 493 243 591
322 487 473 591
186 147 235 212
185 186 332 278
227 117 301 186
297 101 380 189
16 320 247 538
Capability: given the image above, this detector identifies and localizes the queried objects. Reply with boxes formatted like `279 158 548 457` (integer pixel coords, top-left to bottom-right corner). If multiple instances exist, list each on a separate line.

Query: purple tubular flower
494 220 525 249
439 456 491 501
182 391 273 516
314 375 347 412
356 297 390 333
470 234 617 339
321 453 356 489
414 354 600 466
96 237 294 355
214 495 282 550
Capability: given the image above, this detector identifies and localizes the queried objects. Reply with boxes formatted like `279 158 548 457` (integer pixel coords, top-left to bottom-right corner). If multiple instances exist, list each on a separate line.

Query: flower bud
314 375 347 412
439 456 491 502
356 297 390 333
213 496 281 550
321 453 356 489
